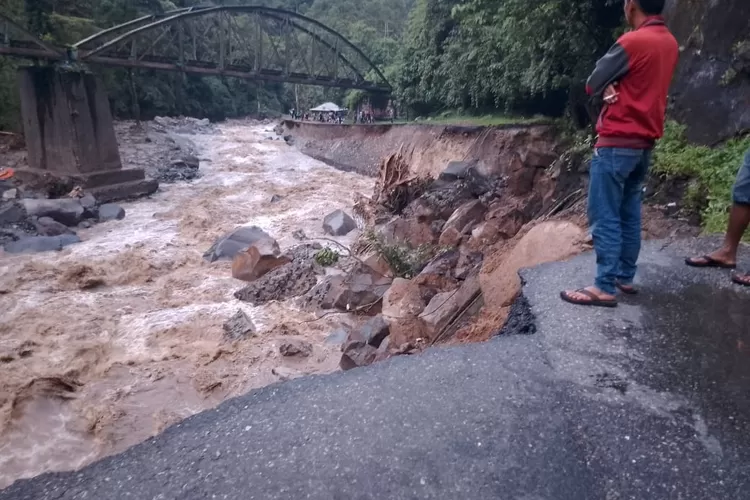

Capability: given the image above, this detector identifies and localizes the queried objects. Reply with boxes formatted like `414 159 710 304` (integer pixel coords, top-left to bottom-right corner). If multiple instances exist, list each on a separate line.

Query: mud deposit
0 120 372 488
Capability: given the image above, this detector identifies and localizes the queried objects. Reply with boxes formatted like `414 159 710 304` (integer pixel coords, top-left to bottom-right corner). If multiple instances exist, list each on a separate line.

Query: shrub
652 121 750 233
314 248 340 267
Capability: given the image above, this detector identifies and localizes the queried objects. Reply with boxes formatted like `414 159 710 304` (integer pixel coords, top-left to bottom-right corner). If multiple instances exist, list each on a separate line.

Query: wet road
2 237 750 499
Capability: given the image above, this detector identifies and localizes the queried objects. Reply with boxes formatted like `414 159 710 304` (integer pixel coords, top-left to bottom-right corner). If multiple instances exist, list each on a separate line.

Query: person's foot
685 249 737 269
560 286 617 308
731 272 750 287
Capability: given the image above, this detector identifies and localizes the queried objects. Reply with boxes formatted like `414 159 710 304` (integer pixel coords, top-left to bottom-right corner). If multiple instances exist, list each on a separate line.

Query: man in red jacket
561 0 679 307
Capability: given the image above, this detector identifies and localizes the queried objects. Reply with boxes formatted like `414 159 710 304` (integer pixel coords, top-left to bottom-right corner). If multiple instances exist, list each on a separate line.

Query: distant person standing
561 0 678 307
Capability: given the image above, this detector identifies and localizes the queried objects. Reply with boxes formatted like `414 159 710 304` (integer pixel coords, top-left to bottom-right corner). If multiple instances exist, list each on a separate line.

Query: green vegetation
391 0 623 119
413 111 551 127
314 247 340 267
0 0 413 128
653 121 750 233
0 0 746 226
363 230 439 279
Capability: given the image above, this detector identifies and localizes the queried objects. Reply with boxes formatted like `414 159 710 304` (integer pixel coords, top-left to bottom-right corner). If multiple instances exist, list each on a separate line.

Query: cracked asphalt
2 237 749 499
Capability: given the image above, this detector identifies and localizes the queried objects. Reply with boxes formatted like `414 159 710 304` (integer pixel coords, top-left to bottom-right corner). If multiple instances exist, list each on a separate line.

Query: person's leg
562 148 643 305
687 148 750 267
617 149 650 286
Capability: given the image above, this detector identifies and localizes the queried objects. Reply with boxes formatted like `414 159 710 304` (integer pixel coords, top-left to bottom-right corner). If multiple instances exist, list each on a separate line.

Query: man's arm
586 41 630 97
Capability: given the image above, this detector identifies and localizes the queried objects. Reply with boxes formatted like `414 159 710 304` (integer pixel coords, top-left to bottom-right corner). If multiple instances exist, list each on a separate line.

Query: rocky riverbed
0 119 373 488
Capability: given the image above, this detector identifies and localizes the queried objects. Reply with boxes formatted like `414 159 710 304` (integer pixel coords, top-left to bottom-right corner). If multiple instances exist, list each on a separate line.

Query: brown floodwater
0 120 373 489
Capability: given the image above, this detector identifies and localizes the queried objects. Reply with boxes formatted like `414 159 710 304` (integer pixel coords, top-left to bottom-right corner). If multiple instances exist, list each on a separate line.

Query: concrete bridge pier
15 66 157 201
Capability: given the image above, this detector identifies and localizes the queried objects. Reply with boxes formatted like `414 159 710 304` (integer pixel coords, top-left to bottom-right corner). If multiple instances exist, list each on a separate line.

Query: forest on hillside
1 0 626 130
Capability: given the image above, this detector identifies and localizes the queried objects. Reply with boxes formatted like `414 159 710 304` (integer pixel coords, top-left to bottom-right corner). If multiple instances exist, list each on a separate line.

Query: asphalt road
2 237 750 499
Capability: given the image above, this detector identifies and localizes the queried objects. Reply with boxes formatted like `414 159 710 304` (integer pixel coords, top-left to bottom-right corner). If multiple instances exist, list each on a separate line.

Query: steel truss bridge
0 6 391 93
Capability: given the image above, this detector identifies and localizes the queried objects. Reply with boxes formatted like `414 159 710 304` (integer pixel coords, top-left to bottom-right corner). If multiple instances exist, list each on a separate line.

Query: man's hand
603 83 619 104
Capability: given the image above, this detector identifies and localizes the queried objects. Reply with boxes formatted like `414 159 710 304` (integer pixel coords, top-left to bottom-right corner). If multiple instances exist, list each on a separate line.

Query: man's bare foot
685 249 737 269
560 286 617 308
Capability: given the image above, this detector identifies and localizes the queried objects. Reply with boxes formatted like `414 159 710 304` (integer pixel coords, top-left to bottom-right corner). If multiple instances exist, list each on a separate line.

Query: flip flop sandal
616 281 638 295
685 255 736 269
560 289 618 308
731 273 750 287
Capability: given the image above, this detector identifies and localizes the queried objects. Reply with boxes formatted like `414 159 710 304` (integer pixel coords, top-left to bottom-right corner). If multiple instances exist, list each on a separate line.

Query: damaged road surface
3 237 749 499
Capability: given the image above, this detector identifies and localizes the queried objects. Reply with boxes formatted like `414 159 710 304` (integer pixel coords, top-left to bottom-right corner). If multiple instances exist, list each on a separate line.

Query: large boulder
379 217 437 247
204 226 278 262
441 200 487 237
356 315 390 348
388 316 432 351
323 210 357 236
303 265 392 313
414 250 460 291
4 234 81 254
21 198 84 227
34 216 74 236
0 202 26 225
382 278 428 319
419 275 482 338
331 269 392 312
439 160 474 181
223 310 256 341
664 0 750 143
405 182 475 222
279 340 313 357
339 330 379 371
232 245 291 282
234 259 318 305
469 220 501 248
339 342 378 371
360 251 394 279
98 203 126 222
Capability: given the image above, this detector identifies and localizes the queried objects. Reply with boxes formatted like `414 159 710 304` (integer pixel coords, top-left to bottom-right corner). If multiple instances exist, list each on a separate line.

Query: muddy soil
0 120 372 489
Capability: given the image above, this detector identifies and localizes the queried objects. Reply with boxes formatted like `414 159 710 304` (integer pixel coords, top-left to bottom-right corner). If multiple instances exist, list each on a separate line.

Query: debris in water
223 310 256 341
279 340 313 357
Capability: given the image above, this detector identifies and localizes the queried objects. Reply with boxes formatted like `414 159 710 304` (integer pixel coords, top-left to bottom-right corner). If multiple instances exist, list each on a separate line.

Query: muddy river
0 120 373 488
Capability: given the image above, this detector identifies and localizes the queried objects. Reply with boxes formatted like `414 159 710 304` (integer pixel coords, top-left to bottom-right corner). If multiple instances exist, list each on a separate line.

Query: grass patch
652 121 750 233
418 110 551 127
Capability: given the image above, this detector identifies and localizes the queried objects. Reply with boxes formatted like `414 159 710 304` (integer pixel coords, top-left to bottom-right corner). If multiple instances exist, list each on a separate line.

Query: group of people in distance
560 0 750 308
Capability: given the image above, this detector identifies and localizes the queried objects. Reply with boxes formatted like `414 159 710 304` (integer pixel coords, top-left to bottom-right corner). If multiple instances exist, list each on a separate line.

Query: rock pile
156 155 201 183
0 185 127 254
327 153 551 370
151 116 216 135
210 150 555 373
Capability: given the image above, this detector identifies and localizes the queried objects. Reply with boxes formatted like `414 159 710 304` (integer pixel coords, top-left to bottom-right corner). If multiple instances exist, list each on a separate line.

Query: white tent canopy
309 102 347 112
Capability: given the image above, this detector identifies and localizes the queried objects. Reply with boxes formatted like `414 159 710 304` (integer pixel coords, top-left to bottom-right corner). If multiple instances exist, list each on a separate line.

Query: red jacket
586 17 679 149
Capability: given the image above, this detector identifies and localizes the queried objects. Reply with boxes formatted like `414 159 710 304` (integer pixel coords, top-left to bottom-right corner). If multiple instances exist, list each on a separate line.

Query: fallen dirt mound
455 220 588 343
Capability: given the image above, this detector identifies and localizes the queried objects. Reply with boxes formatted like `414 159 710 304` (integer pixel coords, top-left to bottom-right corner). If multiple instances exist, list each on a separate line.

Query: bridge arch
77 6 391 93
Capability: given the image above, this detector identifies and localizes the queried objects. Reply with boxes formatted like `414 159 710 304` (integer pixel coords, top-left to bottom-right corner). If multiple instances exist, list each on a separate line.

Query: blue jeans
588 147 651 294
732 148 750 205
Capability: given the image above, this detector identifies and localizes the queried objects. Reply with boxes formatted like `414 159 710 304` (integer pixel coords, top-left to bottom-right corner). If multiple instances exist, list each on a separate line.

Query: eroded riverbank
0 119 373 488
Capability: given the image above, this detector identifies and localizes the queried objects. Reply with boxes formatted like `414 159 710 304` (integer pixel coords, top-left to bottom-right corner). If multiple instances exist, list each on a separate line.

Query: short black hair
634 0 666 15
